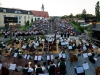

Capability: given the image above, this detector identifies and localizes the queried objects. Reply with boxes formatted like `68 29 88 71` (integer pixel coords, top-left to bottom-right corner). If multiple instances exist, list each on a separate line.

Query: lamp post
89 22 92 42
47 25 49 54
51 19 52 34
9 23 13 40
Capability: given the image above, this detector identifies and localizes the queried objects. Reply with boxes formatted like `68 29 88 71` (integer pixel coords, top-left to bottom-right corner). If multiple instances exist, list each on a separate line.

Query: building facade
31 10 49 21
0 7 34 27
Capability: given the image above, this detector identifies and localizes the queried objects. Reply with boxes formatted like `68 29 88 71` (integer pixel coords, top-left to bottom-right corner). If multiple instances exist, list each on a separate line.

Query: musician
67 32 70 38
2 62 9 75
27 62 34 75
64 32 66 37
1 42 6 49
35 64 44 75
0 42 3 48
22 64 28 75
48 61 56 75
26 43 31 50
58 59 66 75
82 44 87 52
4 33 7 38
61 32 63 37
73 41 76 50
22 44 26 50
16 39 19 44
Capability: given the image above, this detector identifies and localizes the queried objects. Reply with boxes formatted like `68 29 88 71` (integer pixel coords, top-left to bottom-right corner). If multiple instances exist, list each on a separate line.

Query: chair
95 66 100 75
55 67 60 75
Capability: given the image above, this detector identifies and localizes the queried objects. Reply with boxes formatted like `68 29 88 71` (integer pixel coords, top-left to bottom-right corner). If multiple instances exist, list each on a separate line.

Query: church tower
0 2 2 7
41 3 44 11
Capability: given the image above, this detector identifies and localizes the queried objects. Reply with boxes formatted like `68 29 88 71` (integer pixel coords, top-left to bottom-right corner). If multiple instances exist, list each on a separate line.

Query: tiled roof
31 10 49 18
0 7 33 15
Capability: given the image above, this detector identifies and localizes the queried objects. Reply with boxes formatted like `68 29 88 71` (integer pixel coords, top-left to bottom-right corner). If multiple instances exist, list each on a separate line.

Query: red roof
31 10 49 18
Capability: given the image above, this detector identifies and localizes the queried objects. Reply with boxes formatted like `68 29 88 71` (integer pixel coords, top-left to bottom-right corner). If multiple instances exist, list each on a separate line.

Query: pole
90 24 92 43
51 19 52 34
48 25 49 54
10 25 12 40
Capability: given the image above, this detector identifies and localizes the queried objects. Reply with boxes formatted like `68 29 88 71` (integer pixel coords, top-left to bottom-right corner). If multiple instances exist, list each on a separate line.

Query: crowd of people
3 18 80 39
0 36 67 75
0 18 98 75
3 19 50 38
54 18 78 36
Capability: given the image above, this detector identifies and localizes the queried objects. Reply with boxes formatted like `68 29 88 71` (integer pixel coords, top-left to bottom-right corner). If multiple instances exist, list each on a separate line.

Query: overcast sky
0 0 99 16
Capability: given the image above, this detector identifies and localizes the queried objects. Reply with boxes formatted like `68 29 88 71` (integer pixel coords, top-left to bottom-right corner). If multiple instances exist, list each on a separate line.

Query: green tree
82 9 86 18
31 18 33 23
25 20 29 26
61 16 66 19
76 14 82 19
69 13 73 18
95 1 100 21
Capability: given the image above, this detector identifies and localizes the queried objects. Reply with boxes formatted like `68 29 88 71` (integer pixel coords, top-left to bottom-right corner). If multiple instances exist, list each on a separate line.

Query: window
18 11 21 14
24 21 26 24
3 15 6 17
15 11 17 13
24 16 26 19
19 16 22 20
93 24 96 28
3 9 6 12
28 12 30 14
28 16 30 19
19 21 21 23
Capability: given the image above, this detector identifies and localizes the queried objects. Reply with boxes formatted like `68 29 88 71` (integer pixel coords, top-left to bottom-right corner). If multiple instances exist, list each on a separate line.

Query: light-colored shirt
28 67 34 72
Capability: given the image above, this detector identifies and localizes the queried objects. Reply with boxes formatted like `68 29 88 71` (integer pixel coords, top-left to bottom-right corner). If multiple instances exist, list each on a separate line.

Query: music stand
0 63 2 74
9 64 16 75
13 53 18 63
0 64 2 69
24 54 27 63
34 56 38 64
38 56 42 61
26 55 30 63
82 63 89 70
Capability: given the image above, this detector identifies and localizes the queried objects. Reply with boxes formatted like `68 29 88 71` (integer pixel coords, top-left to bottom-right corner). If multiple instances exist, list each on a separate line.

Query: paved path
0 34 85 42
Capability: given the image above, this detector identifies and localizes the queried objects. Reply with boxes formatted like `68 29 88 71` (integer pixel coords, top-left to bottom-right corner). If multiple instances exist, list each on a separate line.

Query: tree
31 18 33 23
95 1 100 21
82 9 86 18
25 20 29 26
69 13 73 18
61 16 66 19
76 14 82 19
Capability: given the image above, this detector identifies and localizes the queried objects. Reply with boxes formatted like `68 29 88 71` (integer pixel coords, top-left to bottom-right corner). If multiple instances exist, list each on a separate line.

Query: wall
33 16 44 21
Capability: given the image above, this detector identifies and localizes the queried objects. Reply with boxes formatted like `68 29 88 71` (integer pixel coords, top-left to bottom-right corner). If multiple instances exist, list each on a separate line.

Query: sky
0 0 99 16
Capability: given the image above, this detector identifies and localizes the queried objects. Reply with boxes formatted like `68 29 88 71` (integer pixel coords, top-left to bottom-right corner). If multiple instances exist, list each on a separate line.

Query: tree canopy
95 1 100 21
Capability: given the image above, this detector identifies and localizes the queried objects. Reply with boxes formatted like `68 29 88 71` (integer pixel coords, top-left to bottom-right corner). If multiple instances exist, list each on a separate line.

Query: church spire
0 2 2 7
41 3 44 11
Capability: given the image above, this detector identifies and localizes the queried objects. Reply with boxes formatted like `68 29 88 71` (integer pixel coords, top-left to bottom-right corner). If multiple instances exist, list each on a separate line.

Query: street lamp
89 22 92 42
9 22 13 40
47 25 49 54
